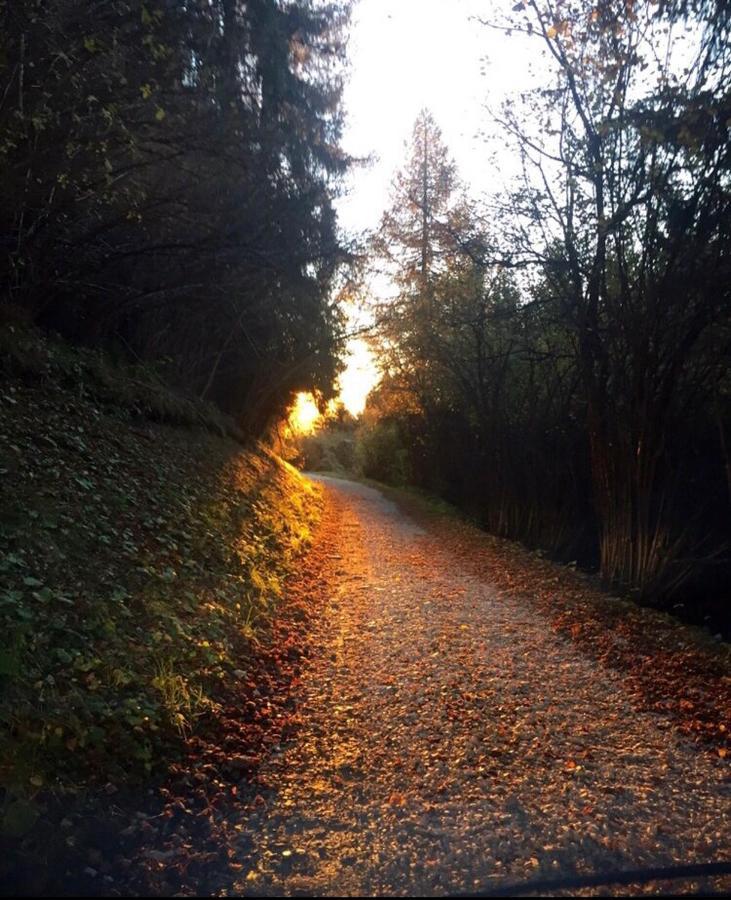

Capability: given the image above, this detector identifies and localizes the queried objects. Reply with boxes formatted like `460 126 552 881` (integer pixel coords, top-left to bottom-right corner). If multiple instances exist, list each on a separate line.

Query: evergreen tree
371 110 464 410
0 0 353 433
375 109 459 290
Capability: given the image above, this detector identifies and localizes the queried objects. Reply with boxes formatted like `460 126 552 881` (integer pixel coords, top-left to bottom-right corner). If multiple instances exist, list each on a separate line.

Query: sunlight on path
231 477 730 897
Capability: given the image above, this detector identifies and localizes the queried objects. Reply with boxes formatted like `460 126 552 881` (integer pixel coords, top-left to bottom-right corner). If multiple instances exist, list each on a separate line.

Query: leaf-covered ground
0 339 322 894
3 338 729 896
215 476 729 897
388 486 731 757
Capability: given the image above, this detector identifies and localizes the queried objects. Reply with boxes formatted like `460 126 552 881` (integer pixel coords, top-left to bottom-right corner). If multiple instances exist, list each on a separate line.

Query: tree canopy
1 0 352 432
363 0 731 612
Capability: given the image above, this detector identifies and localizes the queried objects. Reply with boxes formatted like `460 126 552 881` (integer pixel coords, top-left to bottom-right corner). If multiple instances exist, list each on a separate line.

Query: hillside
0 326 322 893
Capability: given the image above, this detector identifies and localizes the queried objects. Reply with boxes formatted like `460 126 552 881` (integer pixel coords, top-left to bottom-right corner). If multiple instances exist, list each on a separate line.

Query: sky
331 0 544 415
319 1 702 418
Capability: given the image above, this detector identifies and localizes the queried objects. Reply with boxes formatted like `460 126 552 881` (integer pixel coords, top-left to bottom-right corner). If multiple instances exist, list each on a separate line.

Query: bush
355 419 411 486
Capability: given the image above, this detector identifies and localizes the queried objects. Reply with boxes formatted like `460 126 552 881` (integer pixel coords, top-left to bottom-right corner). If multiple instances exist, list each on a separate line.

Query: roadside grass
0 327 322 878
367 479 471 523
320 470 472 525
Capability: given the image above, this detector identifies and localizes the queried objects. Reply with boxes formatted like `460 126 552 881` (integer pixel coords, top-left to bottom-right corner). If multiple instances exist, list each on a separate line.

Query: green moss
0 334 322 811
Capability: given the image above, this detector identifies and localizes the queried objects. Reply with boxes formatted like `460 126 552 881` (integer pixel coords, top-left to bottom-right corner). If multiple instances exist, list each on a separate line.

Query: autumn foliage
364 1 731 624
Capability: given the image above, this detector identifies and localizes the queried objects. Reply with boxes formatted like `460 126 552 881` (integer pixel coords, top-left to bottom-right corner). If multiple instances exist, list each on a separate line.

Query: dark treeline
1 0 351 433
362 0 731 625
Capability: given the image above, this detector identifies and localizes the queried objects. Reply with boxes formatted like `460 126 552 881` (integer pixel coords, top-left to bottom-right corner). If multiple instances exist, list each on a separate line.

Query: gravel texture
231 476 730 897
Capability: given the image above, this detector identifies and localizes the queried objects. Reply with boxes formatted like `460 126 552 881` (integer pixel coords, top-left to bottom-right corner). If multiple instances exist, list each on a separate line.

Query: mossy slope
0 328 321 852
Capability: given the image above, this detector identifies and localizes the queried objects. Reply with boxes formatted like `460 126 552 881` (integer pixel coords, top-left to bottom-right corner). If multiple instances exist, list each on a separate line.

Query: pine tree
376 109 458 291
372 112 496 427
0 0 352 434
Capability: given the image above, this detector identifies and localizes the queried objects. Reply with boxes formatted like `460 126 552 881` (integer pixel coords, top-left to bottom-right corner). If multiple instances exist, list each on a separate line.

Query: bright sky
336 0 531 234
332 0 544 415
328 1 702 417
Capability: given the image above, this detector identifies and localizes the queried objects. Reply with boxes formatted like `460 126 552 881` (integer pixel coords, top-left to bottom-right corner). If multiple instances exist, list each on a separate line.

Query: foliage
0 321 239 438
286 402 356 473
492 0 731 597
355 418 411 486
298 429 357 474
366 0 731 621
0 333 322 847
0 0 352 433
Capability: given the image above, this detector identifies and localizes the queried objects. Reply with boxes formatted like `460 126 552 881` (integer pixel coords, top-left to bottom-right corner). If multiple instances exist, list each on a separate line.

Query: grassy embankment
0 325 322 884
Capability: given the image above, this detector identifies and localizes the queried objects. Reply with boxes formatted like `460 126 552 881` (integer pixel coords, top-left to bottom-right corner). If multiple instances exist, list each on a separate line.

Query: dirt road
231 476 730 896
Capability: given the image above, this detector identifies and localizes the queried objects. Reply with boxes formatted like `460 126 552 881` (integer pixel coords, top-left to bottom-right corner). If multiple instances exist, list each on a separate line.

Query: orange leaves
546 20 570 40
398 492 730 763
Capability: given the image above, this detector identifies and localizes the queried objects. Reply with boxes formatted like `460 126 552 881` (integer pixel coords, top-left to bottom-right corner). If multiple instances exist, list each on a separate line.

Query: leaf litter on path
218 477 731 897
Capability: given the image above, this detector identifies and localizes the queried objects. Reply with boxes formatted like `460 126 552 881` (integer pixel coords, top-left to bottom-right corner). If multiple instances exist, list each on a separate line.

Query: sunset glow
338 339 379 416
289 340 380 433
289 392 321 434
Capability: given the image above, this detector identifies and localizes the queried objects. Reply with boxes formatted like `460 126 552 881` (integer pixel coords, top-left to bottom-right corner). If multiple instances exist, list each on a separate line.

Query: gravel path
232 476 730 896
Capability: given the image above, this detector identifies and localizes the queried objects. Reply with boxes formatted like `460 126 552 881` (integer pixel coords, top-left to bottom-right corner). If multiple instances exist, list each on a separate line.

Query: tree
375 109 458 289
371 110 463 413
487 0 731 597
369 114 590 552
363 5 730 615
0 0 353 433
